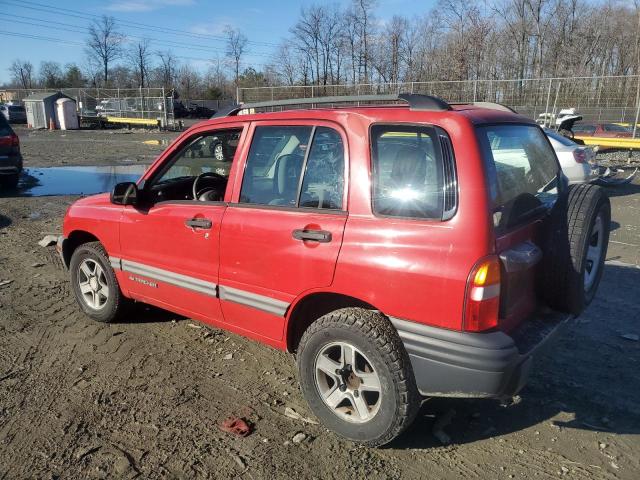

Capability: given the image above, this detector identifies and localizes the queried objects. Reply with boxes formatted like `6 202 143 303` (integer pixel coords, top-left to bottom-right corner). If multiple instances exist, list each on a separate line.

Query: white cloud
106 0 194 13
189 18 235 36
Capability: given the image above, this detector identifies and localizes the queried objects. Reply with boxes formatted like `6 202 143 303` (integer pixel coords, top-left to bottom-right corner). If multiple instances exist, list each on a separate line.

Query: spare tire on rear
539 184 611 315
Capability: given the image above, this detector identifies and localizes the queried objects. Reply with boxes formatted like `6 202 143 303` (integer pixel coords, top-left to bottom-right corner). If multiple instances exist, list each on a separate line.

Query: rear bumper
391 310 573 398
0 154 23 174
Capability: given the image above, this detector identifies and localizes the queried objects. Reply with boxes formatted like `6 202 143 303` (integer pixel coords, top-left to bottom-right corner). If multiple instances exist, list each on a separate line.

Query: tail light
0 134 19 150
573 148 587 164
463 256 501 332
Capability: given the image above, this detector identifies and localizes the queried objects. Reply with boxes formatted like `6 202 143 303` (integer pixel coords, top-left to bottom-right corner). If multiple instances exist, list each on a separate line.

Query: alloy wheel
314 341 382 423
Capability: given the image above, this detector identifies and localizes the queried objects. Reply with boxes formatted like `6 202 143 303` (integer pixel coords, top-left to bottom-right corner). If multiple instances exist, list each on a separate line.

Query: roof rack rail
449 101 517 113
211 93 451 118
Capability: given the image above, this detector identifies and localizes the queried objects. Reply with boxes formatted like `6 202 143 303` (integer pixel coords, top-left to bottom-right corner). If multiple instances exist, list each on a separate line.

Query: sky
0 0 437 85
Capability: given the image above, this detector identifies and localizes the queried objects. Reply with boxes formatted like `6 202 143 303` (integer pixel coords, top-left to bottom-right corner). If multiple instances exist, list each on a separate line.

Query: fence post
551 80 561 127
473 80 478 102
633 75 640 140
236 86 240 104
162 86 168 129
544 78 552 128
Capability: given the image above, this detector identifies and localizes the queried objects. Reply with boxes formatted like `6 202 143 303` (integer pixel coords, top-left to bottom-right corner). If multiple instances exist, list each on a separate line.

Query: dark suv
0 115 22 189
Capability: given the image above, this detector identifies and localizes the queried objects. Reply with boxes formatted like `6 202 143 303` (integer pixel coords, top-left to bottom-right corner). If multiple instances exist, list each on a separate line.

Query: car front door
218 122 348 343
118 124 246 325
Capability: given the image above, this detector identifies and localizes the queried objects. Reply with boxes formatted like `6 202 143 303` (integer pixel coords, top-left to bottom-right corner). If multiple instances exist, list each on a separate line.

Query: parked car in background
0 104 27 124
188 103 215 118
545 129 598 184
57 94 610 446
572 123 633 138
0 113 23 189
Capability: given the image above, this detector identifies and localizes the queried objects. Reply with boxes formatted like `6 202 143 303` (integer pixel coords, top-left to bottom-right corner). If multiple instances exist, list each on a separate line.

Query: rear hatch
476 124 561 332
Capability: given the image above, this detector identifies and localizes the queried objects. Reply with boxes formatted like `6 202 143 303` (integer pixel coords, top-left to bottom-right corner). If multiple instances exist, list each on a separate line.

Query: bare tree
39 61 63 88
157 50 178 90
352 0 377 82
177 64 200 101
274 43 298 86
128 40 152 88
224 26 248 87
86 15 123 86
10 59 34 89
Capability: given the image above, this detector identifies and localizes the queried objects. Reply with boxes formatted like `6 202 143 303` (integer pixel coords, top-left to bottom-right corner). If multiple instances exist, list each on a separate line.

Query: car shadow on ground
388 263 640 450
0 171 40 198
117 302 186 324
0 213 11 229
601 181 640 198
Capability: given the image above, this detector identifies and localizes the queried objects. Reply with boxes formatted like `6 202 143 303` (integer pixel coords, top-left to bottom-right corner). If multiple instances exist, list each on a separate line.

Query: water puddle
8 165 149 197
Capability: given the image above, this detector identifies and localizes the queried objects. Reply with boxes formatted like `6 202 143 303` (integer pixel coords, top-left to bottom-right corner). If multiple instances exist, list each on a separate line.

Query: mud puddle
6 165 149 197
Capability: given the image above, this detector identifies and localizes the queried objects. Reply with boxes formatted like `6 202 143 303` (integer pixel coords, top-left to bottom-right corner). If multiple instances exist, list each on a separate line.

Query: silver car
545 129 598 184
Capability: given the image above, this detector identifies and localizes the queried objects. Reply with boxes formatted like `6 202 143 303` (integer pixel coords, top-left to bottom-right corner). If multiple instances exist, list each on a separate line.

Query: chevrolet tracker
58 94 610 446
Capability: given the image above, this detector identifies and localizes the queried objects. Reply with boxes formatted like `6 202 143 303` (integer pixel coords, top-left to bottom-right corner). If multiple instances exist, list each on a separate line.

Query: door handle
292 229 332 243
185 218 212 229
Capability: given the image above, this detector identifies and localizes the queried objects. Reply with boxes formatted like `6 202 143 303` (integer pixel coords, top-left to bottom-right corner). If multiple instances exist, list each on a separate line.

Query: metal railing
238 75 640 128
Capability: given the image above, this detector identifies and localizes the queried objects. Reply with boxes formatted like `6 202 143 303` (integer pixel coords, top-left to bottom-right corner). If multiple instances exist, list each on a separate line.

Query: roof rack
449 101 517 113
214 93 450 118
210 94 516 118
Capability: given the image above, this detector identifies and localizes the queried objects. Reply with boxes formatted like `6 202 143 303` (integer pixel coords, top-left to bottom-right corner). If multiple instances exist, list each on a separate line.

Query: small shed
24 92 74 129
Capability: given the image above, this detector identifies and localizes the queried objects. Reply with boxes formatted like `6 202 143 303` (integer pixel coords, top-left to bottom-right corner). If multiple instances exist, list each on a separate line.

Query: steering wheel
192 171 226 201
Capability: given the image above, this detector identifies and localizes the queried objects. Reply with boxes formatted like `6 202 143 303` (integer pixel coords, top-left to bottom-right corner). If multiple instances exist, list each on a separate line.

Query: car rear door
218 121 348 342
477 124 561 331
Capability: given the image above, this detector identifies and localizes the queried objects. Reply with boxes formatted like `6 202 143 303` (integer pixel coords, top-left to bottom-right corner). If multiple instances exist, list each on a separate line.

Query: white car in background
545 129 598 184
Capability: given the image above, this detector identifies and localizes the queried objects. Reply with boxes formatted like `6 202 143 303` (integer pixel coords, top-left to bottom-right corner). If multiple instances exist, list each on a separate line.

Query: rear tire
70 242 127 323
540 184 610 314
296 308 420 447
0 174 19 189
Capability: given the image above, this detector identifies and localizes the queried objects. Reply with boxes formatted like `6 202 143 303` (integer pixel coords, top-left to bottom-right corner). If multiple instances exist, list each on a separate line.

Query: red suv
58 94 610 446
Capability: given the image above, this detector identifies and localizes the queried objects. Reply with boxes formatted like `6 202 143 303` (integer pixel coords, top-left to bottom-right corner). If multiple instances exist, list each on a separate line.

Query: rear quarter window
370 125 445 219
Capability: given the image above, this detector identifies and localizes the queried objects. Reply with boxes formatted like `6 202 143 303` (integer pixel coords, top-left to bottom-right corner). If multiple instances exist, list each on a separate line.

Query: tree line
5 0 640 100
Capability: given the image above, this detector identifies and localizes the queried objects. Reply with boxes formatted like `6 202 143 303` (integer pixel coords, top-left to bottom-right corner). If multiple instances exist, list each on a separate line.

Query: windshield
478 124 559 231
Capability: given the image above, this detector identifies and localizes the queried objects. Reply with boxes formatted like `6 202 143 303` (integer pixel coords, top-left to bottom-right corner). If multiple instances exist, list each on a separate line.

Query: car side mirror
111 182 138 205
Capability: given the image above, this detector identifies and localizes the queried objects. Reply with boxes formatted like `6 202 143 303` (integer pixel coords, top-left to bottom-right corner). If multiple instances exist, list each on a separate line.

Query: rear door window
240 125 345 210
478 124 559 231
370 125 444 219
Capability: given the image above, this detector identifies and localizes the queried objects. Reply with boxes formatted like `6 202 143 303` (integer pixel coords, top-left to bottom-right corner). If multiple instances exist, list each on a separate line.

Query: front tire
69 242 127 323
296 308 420 447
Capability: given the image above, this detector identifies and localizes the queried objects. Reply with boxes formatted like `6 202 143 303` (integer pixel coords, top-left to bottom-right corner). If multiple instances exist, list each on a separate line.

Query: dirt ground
0 126 639 479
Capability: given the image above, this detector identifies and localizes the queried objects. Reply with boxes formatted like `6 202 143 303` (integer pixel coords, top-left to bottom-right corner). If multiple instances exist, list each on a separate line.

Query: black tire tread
297 307 420 447
541 184 610 314
70 241 126 323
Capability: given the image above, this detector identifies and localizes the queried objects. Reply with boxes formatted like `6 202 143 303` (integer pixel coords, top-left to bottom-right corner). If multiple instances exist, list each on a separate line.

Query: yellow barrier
573 136 640 149
105 116 160 127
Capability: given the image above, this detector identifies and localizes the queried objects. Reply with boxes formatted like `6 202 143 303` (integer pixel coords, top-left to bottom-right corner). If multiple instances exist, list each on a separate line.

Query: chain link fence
1 87 176 127
238 75 640 125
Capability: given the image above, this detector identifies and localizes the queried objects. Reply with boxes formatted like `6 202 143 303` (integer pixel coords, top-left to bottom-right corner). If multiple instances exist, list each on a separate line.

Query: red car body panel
62 105 542 352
